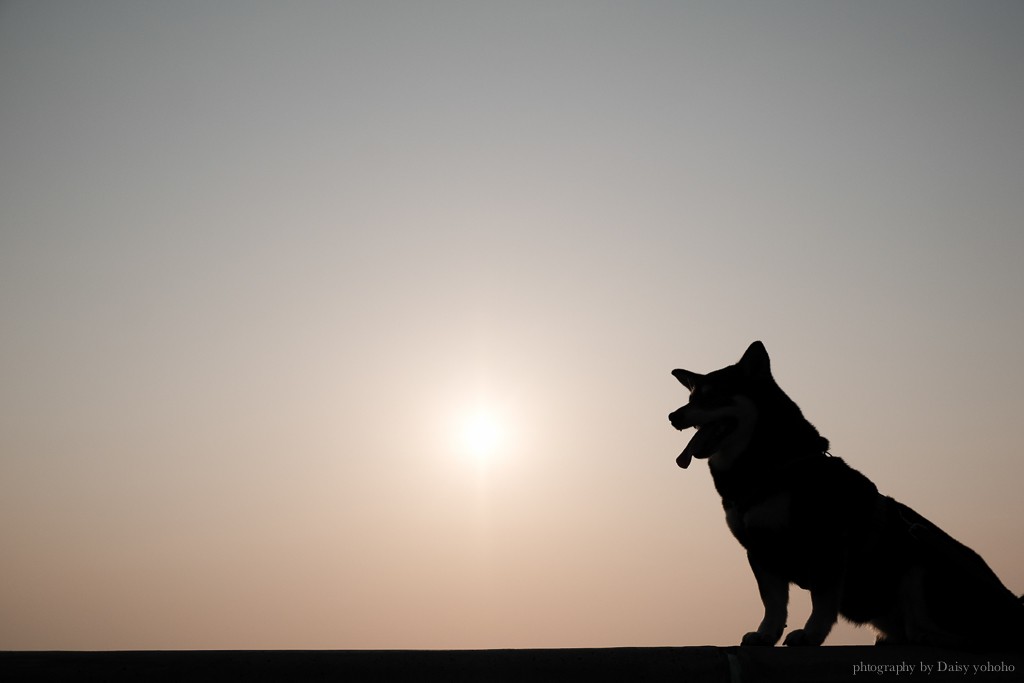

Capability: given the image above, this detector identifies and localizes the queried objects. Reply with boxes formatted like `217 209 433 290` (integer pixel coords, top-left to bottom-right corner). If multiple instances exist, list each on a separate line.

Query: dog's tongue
676 426 713 469
676 447 693 469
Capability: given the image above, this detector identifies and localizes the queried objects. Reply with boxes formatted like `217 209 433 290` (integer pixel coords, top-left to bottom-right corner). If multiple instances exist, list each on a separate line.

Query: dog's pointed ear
672 369 702 390
738 341 771 379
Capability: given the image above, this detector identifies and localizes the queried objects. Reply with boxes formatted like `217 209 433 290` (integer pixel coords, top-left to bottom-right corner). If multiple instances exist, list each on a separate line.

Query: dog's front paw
741 631 779 647
783 629 824 647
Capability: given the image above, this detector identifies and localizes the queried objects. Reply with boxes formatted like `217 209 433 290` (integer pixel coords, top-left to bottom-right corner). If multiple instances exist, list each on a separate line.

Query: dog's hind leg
784 582 841 647
741 552 789 646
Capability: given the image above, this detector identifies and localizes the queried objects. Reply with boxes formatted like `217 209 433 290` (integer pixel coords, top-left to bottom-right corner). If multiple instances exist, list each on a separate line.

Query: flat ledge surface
2 646 1022 682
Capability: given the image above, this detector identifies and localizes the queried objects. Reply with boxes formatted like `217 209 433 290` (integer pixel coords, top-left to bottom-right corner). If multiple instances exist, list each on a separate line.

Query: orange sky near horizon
2 1 1023 650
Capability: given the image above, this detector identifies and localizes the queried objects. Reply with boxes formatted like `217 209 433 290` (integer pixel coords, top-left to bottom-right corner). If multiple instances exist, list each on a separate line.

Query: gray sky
2 1 1023 649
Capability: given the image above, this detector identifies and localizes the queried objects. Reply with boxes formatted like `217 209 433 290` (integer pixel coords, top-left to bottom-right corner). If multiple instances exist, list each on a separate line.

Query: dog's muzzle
668 406 695 431
669 404 740 469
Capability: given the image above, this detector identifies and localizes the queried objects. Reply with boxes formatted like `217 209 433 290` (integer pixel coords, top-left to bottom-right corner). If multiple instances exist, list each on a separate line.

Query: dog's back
860 497 1024 650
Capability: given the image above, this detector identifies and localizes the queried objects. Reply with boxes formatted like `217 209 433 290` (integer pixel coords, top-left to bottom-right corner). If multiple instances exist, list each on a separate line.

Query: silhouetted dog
669 341 1024 649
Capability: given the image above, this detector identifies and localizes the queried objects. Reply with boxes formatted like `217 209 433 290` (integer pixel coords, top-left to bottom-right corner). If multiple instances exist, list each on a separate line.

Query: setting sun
459 410 502 459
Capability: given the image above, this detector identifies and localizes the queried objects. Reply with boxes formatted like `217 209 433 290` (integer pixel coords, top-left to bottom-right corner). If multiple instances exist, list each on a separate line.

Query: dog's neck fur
709 380 830 505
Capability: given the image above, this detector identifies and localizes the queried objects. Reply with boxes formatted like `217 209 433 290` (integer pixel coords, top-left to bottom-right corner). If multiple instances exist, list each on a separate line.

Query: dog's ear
672 369 702 390
738 341 771 379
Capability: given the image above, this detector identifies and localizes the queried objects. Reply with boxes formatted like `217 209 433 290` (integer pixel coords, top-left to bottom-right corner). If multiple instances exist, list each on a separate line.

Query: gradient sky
2 1 1023 650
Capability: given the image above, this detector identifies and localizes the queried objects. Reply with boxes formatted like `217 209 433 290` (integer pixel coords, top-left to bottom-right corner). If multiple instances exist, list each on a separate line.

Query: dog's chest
725 493 792 544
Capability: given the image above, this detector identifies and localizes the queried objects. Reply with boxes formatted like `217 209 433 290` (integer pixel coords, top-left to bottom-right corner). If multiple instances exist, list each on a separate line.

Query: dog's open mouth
677 418 735 469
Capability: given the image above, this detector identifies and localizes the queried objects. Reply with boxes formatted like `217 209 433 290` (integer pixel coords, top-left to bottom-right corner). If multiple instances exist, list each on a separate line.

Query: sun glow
459 410 503 460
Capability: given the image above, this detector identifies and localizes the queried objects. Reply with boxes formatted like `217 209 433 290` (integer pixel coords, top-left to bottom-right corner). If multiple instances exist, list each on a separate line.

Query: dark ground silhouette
3 646 1022 682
